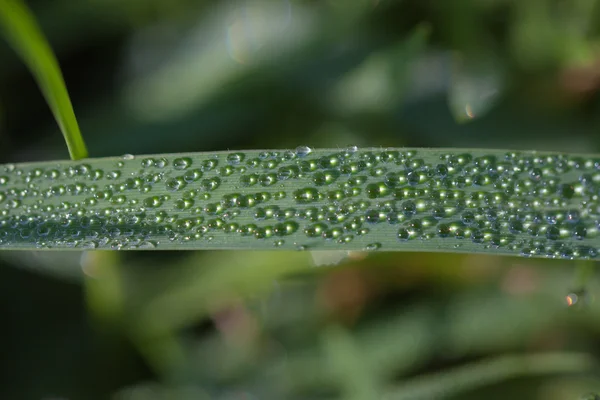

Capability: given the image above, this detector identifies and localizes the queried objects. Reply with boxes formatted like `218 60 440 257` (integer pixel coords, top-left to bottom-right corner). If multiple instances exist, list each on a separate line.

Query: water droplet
294 188 320 204
346 145 359 154
365 182 390 199
106 170 121 180
313 170 340 186
201 177 221 191
136 240 157 249
295 145 312 157
365 242 381 251
273 221 299 236
546 226 561 240
173 157 192 170
438 224 450 237
226 152 245 165
141 158 154 168
143 196 164 208
154 158 168 168
80 240 98 249
407 171 420 186
175 198 194 210
260 173 278 186
397 228 412 241
165 177 186 192
401 200 416 217
199 159 218 171
574 224 587 240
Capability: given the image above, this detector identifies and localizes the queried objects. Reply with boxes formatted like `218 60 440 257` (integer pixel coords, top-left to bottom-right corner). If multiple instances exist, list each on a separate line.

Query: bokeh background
1 0 600 398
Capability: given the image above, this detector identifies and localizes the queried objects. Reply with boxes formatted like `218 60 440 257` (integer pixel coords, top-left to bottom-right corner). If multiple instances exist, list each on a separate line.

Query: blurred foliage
1 0 600 398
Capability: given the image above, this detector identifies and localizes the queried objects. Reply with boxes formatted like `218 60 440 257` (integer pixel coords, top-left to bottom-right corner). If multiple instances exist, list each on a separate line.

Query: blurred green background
1 0 600 398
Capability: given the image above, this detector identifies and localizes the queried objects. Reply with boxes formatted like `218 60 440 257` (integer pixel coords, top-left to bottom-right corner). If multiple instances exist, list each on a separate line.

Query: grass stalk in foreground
0 147 596 258
0 0 88 160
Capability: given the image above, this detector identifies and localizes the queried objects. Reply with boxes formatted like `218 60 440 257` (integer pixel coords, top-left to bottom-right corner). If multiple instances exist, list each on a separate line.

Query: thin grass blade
0 0 87 160
383 352 596 400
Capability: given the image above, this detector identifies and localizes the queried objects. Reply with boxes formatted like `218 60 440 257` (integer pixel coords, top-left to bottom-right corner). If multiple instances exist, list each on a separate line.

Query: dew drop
365 182 390 199
294 188 320 204
295 145 312 157
573 224 587 240
165 177 186 192
438 224 450 237
397 228 411 241
401 200 416 217
154 157 168 168
226 152 245 165
143 196 164 208
200 159 219 171
313 170 340 186
201 177 221 191
546 226 561 241
141 158 154 168
173 157 192 170
260 173 278 186
407 171 420 186
107 171 121 180
346 145 359 154
80 241 98 249
175 198 194 210
273 221 299 236
365 242 381 251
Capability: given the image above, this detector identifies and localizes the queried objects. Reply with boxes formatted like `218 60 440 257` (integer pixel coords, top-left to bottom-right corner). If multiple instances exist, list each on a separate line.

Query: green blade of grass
383 352 596 400
0 0 87 160
0 147 597 257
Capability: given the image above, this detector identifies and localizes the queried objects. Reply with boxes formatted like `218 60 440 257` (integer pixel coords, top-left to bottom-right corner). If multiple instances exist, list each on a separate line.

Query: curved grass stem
0 0 88 160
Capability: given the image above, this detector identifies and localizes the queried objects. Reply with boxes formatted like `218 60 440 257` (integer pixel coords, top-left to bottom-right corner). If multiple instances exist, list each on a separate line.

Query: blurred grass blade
322 324 380 400
0 0 87 160
0 147 596 259
383 352 596 400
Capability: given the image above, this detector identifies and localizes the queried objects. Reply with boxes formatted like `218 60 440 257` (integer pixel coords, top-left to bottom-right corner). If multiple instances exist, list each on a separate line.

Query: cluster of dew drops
0 145 600 256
